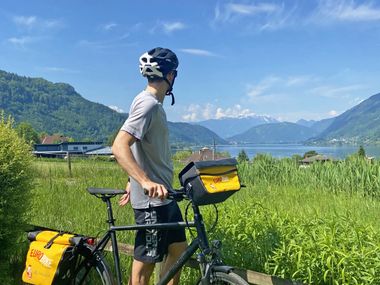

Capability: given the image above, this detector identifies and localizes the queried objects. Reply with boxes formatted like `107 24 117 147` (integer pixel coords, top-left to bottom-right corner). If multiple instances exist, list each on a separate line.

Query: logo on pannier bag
213 176 229 183
30 249 53 268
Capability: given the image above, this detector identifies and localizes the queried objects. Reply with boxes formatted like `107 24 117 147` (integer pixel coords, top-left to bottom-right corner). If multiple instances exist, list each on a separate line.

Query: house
33 142 104 158
185 147 228 163
300 154 335 165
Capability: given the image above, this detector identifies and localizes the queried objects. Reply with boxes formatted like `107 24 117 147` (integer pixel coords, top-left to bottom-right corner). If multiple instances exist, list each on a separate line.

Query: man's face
166 70 177 84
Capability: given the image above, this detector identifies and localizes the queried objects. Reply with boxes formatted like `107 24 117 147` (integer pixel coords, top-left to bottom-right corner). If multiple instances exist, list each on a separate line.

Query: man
112 47 186 285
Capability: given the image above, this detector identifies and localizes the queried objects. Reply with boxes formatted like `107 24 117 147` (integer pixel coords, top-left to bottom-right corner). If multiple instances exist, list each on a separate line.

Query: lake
215 144 380 159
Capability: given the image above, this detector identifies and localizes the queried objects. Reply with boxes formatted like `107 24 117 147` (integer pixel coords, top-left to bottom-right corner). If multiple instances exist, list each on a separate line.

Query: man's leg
160 241 187 285
129 259 155 285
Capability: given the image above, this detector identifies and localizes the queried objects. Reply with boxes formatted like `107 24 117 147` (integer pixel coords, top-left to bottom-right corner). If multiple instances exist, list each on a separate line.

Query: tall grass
239 155 380 198
20 157 380 284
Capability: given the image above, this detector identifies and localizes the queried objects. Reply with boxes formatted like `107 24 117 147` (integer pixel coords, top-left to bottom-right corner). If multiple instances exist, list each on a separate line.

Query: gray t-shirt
120 90 173 209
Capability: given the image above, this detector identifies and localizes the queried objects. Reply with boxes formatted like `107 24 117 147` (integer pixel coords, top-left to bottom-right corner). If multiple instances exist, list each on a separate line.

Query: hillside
228 122 316 144
297 118 335 135
196 115 278 138
168 122 227 146
314 93 380 144
0 70 127 142
0 70 226 145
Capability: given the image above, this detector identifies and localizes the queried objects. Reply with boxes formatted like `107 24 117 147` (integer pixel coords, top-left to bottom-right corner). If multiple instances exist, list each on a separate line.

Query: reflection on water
216 144 380 159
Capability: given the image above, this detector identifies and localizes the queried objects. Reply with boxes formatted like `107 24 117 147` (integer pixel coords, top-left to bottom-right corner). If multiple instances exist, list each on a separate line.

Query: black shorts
133 201 187 263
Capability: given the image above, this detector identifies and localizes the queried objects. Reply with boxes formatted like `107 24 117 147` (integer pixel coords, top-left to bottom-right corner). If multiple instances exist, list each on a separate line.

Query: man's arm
112 131 168 199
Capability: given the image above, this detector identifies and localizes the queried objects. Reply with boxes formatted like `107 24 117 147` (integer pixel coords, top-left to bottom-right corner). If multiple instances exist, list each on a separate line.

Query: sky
1 0 380 123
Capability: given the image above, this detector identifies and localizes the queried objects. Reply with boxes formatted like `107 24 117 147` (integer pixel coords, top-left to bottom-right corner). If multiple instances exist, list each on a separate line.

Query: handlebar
143 187 187 202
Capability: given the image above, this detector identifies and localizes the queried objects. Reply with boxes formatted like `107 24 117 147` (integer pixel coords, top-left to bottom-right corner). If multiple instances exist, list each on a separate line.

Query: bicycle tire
197 271 249 285
72 254 115 285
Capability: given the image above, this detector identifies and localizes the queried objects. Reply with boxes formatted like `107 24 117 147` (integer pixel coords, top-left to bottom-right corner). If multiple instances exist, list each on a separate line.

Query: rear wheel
73 254 115 285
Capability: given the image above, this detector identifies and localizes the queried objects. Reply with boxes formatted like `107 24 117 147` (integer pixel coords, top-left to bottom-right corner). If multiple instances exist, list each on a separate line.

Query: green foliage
303 150 318 158
0 114 33 283
16 121 40 145
107 129 119 146
217 151 231 158
358 145 366 157
172 149 192 161
12 157 380 284
237 149 249 163
291 154 302 162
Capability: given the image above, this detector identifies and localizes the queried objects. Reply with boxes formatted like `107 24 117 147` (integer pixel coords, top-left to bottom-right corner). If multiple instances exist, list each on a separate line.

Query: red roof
41 135 69 144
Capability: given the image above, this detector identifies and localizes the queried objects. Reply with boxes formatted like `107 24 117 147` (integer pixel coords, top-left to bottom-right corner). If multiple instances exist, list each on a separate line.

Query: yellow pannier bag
22 230 78 285
179 158 241 205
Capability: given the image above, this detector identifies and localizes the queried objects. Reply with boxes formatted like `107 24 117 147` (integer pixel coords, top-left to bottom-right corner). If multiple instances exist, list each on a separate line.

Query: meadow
23 156 380 284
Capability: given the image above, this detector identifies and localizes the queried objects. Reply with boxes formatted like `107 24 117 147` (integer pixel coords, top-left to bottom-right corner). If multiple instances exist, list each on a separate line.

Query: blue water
215 144 380 159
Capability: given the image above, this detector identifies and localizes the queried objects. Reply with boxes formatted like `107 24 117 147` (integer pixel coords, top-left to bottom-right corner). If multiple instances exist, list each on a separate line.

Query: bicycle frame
88 195 215 285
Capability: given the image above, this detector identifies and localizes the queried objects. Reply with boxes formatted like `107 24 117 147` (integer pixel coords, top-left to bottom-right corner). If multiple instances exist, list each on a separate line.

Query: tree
172 150 192 161
15 122 40 145
303 150 318 158
0 115 33 283
107 129 119 146
237 149 249 163
358 145 366 158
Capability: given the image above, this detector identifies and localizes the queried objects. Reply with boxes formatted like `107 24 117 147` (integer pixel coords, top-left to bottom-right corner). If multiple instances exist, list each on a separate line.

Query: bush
0 115 33 283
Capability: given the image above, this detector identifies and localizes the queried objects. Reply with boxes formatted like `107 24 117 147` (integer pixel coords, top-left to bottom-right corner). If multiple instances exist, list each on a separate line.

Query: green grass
17 157 380 284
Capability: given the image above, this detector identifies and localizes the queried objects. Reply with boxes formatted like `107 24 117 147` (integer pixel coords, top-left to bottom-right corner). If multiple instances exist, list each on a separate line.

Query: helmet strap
164 72 177 106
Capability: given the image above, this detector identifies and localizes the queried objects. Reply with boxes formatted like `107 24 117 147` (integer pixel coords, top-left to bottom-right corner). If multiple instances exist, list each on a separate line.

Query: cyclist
112 47 186 285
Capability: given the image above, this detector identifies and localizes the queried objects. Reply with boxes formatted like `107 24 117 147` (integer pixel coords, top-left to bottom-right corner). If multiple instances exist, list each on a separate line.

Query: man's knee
168 241 187 258
131 259 155 284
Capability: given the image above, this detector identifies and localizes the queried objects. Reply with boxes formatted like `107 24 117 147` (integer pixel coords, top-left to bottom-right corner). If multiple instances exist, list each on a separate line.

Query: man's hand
142 181 168 200
119 181 131 207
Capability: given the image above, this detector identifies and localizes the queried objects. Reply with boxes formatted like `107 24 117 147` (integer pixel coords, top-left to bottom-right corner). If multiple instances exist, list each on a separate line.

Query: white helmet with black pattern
139 47 178 79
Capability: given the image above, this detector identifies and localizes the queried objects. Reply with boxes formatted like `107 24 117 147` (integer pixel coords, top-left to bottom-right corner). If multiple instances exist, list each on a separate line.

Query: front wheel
198 271 249 285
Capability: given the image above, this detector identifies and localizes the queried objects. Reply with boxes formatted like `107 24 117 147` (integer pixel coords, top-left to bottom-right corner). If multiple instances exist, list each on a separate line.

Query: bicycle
59 185 249 285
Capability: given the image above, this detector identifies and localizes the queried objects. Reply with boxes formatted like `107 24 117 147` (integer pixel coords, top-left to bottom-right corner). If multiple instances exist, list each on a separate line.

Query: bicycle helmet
139 47 179 105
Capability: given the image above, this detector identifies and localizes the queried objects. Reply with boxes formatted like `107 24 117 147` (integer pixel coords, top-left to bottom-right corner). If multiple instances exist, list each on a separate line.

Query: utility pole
213 138 216 160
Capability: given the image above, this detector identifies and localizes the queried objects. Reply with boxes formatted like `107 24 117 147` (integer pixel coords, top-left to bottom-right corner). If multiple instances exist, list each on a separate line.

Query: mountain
0 70 128 142
296 119 316 128
309 118 335 135
228 122 316 144
0 70 226 146
168 122 228 146
296 118 334 135
196 115 279 138
313 93 380 144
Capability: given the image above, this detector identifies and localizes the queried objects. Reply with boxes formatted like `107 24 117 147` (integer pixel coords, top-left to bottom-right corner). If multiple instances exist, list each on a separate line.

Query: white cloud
102 22 118 31
309 84 364 98
182 103 256 121
179 49 218 57
7 36 34 47
215 2 280 23
109 105 125 113
13 16 37 27
228 3 279 15
78 38 134 50
39 66 79 73
12 15 63 29
315 0 380 22
213 2 297 32
246 76 280 99
328 110 338 116
162 21 186 33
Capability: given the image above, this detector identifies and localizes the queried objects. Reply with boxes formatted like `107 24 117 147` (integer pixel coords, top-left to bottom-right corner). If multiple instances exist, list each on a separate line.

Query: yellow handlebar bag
179 158 241 205
22 230 77 285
